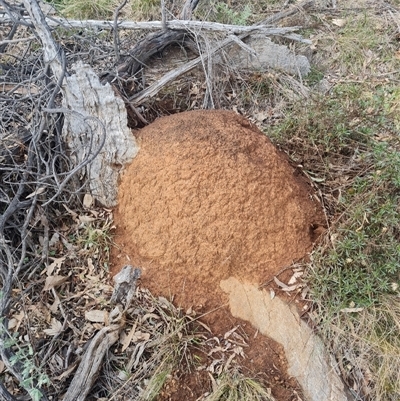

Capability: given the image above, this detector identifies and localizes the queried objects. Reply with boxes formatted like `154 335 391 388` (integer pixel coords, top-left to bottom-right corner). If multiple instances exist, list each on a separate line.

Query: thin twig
0 36 35 46
161 0 167 31
112 0 128 62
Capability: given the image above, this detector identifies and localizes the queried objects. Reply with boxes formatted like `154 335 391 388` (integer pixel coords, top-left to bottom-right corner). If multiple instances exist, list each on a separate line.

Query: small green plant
308 138 400 310
304 67 325 86
214 2 252 25
205 369 275 401
195 2 252 25
0 318 50 401
71 220 113 265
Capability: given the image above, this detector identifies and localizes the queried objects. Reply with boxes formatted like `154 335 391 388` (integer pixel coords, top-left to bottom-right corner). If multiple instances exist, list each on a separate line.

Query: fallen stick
62 266 141 401
0 15 304 34
129 0 314 105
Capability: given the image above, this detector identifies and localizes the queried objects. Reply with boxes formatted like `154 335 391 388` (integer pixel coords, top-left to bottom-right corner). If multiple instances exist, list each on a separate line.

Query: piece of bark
63 62 138 207
62 307 123 401
20 0 138 208
111 265 141 310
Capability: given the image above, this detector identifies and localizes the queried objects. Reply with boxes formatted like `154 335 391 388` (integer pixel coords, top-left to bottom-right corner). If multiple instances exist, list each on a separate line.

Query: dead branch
0 14 305 35
21 0 64 80
62 266 140 401
0 0 135 398
107 29 197 81
62 317 121 401
128 0 314 106
0 36 35 45
17 0 137 207
112 0 128 62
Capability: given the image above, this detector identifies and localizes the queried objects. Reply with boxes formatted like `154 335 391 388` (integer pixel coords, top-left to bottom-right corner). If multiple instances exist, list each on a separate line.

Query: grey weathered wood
62 311 122 401
111 265 141 310
21 0 138 208
0 15 305 34
63 62 138 207
129 0 314 105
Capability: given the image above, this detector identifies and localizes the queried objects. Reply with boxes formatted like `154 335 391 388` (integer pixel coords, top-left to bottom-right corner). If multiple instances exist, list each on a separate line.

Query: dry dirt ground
111 110 325 400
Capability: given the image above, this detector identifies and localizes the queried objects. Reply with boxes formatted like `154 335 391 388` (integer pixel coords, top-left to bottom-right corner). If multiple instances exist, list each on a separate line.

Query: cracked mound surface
112 110 324 313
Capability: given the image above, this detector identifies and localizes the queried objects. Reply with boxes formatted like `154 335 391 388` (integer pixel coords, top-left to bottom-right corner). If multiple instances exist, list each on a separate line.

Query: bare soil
111 110 325 400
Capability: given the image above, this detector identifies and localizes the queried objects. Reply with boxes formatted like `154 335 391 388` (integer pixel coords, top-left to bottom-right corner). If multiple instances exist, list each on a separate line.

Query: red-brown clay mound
112 110 324 314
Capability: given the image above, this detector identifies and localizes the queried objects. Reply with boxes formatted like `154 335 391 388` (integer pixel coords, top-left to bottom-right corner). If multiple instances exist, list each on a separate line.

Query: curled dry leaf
301 286 309 299
83 193 93 208
273 276 299 292
233 345 244 356
87 258 95 272
132 331 150 342
224 326 239 340
49 292 61 314
121 323 137 352
141 313 160 323
7 318 18 330
26 187 46 199
44 256 66 276
43 275 68 291
55 363 78 381
85 309 109 323
288 271 303 285
208 346 224 356
79 214 97 224
8 311 24 331
63 204 78 220
44 318 63 336
273 276 288 288
48 232 60 248
224 352 237 371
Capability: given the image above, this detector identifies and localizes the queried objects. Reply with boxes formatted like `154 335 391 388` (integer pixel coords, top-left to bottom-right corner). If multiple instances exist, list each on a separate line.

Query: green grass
269 80 400 307
130 0 160 20
311 12 400 76
56 0 115 19
267 75 400 400
195 1 252 25
139 298 202 400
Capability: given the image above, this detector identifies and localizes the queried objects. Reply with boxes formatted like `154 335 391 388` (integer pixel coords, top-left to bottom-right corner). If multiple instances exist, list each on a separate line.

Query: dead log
125 0 314 105
0 15 307 34
103 29 198 82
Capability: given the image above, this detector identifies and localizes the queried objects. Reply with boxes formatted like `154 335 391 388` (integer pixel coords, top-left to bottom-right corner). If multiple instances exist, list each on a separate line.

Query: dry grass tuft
205 369 276 401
